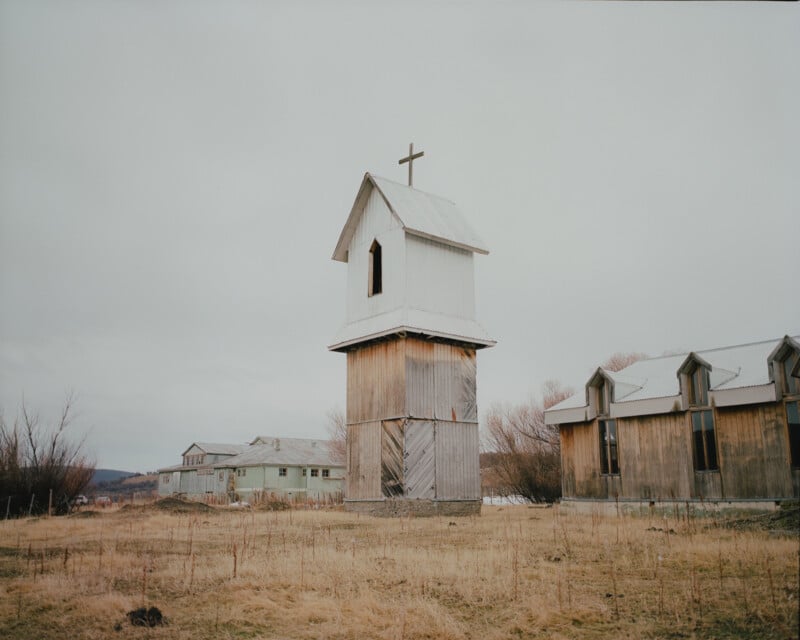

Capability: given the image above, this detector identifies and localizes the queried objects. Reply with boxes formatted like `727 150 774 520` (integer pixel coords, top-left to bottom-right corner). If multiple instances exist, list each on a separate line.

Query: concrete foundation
559 498 788 518
345 499 481 517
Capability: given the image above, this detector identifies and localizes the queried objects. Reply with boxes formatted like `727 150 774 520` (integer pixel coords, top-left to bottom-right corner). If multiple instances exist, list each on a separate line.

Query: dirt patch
152 497 216 514
125 606 166 627
718 503 800 535
68 510 101 518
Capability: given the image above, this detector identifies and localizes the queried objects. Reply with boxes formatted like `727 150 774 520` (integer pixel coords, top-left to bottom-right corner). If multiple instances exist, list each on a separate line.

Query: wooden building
330 170 494 516
157 437 344 502
544 336 800 513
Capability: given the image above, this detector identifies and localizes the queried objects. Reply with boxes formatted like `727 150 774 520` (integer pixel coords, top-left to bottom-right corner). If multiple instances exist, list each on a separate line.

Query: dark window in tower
369 240 382 296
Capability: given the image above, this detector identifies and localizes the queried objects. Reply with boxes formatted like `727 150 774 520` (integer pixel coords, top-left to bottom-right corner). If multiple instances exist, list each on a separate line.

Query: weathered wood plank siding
404 420 436 498
715 404 793 498
617 413 692 500
435 421 480 499
405 339 435 419
347 341 406 423
560 422 604 498
381 420 405 497
560 402 796 501
346 421 381 499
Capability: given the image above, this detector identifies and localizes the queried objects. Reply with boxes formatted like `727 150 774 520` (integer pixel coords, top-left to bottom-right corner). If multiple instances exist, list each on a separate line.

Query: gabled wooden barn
330 170 494 516
544 336 800 513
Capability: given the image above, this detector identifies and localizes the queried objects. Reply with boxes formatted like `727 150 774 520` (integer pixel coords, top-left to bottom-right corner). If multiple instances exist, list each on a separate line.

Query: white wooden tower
329 148 495 516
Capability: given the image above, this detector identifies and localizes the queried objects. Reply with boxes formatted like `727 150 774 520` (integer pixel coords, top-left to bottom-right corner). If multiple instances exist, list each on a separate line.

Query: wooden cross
398 143 424 187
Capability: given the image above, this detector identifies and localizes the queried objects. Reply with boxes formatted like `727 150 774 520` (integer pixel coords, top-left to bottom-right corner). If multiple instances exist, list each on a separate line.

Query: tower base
344 499 481 518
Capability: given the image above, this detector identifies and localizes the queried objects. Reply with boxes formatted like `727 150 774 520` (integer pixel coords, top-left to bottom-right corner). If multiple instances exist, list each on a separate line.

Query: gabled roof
332 173 488 262
213 437 342 469
546 335 799 424
767 335 800 379
180 442 248 457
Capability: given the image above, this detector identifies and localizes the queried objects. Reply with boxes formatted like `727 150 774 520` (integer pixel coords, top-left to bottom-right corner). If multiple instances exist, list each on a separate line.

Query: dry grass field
0 499 797 640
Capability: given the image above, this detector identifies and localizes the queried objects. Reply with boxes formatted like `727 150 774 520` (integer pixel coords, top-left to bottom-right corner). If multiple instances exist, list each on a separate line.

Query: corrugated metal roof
549 335 799 412
181 442 248 456
213 437 342 469
332 173 488 262
328 307 496 351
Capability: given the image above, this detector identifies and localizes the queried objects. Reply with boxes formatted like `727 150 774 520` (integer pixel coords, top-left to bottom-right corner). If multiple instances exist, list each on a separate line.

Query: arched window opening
369 240 382 296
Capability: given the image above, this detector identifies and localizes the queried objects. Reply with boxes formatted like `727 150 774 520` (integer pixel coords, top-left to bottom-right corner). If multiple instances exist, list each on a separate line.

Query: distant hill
91 469 137 485
88 469 158 501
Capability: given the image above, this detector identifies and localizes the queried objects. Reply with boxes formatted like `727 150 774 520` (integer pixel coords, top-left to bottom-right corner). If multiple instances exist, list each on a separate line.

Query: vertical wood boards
559 402 795 501
346 341 406 423
346 335 480 504
405 339 435 419
348 337 478 424
347 421 381 499
435 421 480 499
617 413 692 500
404 420 435 498
715 404 793 498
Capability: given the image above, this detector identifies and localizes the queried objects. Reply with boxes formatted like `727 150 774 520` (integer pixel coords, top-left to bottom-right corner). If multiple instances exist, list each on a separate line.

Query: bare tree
483 381 573 503
325 408 346 466
601 351 648 372
0 394 95 516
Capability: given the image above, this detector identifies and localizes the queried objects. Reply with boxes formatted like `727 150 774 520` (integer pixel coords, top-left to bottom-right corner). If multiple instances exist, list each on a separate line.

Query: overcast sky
1 1 797 472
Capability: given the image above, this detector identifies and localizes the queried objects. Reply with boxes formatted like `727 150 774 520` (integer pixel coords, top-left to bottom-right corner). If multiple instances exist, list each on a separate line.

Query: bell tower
329 158 494 516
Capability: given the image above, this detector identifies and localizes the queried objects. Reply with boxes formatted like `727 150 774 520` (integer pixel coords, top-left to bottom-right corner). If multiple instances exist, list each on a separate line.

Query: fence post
28 494 35 516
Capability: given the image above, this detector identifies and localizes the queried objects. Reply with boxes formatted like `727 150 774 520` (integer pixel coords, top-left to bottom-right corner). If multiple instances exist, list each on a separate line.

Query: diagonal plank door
404 420 435 499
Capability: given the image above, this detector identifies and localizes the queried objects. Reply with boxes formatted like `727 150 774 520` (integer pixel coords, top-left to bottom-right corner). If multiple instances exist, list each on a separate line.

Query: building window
599 419 619 475
596 380 611 416
161 474 170 483
322 469 330 478
302 468 307 477
781 351 799 395
692 410 718 471
368 239 382 296
236 468 246 477
787 401 800 468
688 366 710 406
278 467 287 477
310 468 319 477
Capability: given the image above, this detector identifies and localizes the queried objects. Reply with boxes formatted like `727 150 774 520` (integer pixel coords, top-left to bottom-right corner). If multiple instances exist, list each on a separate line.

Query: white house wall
405 234 476 320
346 188 406 323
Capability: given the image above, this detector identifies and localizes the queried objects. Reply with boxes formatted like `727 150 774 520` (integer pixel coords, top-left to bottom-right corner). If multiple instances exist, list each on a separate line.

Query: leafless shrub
484 381 573 503
0 394 94 516
325 408 346 466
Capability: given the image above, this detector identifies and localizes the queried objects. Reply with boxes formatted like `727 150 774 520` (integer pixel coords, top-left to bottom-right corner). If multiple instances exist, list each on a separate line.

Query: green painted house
158 437 344 502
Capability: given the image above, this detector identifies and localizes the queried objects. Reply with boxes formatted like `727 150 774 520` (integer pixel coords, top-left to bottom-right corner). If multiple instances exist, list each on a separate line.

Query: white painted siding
405 234 475 320
346 189 406 323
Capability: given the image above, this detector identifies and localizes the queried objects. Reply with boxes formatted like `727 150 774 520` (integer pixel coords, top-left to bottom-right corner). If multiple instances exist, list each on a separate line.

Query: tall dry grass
0 502 797 639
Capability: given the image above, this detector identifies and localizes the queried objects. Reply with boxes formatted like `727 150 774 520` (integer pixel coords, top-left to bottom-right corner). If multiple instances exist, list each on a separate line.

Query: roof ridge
368 173 458 206
636 335 796 364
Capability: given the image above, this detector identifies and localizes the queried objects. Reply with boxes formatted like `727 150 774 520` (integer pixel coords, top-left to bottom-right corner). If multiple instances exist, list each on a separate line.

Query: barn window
688 365 710 406
692 410 718 471
310 468 319 477
368 240 382 296
787 401 800 468
780 350 799 396
598 419 619 475
302 468 307 477
278 467 287 477
236 468 246 477
322 469 330 478
595 379 611 416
